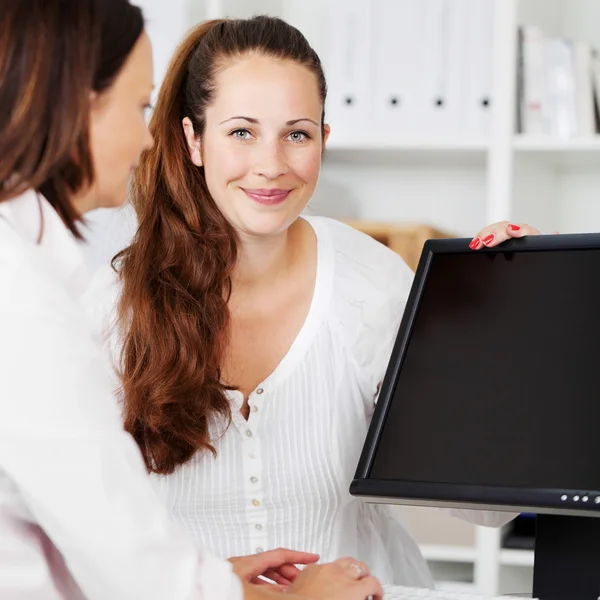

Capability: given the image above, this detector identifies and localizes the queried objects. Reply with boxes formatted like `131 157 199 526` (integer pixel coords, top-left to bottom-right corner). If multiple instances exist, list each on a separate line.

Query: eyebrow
219 116 319 127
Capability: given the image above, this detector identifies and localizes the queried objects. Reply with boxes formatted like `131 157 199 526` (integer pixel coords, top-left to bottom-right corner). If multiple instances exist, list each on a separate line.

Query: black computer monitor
350 234 600 600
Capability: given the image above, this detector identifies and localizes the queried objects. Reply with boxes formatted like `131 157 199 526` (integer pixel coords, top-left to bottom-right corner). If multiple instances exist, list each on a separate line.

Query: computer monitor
350 234 600 600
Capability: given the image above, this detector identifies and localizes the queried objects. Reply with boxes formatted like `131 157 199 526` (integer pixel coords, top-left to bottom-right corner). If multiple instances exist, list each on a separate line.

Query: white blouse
0 190 241 600
86 215 510 587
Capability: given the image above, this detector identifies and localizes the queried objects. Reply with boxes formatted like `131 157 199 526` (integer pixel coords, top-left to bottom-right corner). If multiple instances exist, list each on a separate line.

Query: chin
235 211 299 238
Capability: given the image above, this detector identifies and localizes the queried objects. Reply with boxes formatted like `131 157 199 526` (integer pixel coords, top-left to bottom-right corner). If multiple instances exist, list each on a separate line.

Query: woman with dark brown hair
0 2 381 599
86 15 517 587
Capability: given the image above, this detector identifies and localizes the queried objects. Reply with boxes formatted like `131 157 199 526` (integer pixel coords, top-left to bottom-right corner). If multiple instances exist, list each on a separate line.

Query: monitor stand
533 514 600 599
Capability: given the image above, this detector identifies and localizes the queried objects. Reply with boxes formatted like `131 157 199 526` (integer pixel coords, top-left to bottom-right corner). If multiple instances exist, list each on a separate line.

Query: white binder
462 0 494 137
545 37 577 138
520 25 548 135
573 41 595 137
417 0 468 137
371 0 422 139
324 0 374 146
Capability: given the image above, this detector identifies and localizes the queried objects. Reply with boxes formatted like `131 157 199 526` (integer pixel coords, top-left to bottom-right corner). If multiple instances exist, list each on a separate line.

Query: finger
357 575 383 600
469 221 512 250
250 577 287 590
480 231 510 248
241 549 319 581
266 548 320 567
260 569 293 586
335 557 370 580
272 563 303 581
504 222 541 238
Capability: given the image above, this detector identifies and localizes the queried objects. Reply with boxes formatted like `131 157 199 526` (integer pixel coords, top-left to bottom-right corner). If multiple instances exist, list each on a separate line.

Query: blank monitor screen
358 239 600 512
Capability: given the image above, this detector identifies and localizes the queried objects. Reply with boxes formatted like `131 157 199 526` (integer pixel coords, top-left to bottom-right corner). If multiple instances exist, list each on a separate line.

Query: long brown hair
0 0 143 238
115 16 328 474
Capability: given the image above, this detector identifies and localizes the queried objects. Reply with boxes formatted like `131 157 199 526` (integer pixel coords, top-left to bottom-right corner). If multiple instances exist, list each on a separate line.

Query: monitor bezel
350 233 600 517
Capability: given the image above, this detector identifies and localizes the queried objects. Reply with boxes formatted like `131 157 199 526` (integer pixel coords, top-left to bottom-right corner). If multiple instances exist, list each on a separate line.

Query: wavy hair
114 16 328 474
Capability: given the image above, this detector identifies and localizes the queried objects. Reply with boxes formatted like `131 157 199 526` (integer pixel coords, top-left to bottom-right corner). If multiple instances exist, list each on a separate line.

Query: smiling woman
83 15 479 588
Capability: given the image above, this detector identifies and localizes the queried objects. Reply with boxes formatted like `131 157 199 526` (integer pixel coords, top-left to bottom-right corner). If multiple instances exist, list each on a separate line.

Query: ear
322 124 331 151
182 117 203 167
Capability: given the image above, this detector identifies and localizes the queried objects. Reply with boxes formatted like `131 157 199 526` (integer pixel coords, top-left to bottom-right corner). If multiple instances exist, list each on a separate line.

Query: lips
241 188 291 206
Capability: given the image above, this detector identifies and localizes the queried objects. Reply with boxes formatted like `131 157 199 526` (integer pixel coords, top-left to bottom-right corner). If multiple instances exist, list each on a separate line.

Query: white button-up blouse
87 215 511 588
0 190 242 600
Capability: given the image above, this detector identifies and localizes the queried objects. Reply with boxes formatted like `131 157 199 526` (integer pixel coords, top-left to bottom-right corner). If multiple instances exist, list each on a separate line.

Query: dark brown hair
115 16 327 474
0 0 144 238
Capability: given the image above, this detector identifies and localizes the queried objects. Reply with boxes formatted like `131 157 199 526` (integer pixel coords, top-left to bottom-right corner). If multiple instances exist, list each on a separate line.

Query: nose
252 140 289 180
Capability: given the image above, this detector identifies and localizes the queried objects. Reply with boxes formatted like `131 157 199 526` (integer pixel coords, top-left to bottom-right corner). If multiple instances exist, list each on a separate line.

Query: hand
469 221 546 250
287 556 383 600
229 548 319 588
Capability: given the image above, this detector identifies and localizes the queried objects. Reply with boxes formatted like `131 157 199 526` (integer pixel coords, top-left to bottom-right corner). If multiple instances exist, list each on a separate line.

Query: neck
232 220 301 289
69 186 98 216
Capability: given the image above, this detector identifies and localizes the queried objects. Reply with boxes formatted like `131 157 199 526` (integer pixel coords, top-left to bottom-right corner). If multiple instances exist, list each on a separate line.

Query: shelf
499 549 534 567
514 136 600 168
324 138 488 167
421 544 534 568
421 545 477 563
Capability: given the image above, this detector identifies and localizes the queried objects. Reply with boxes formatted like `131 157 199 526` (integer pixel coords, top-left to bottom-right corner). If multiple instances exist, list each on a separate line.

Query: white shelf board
324 138 488 167
436 581 477 593
514 136 600 168
420 544 477 563
421 544 534 568
499 549 534 567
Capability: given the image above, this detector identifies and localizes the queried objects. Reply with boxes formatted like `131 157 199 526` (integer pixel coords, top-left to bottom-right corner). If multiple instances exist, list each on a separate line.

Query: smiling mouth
241 188 291 206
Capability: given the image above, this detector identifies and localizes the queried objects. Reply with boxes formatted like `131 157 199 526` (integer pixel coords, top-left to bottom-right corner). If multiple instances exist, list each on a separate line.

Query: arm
0 308 242 600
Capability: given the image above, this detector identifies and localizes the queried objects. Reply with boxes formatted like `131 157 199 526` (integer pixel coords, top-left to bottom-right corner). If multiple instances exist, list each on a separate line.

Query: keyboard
381 585 536 599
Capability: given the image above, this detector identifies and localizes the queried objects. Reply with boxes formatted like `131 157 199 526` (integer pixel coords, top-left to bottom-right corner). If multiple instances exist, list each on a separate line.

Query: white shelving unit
116 0 600 596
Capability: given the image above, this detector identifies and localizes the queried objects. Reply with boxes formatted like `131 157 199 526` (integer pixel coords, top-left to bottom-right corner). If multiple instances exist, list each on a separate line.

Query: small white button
250 476 259 484
251 405 258 413
256 388 264 395
561 495 568 501
246 430 253 437
255 524 263 531
252 499 261 507
583 496 589 503
255 547 264 553
595 497 600 505
574 495 580 502
249 451 257 459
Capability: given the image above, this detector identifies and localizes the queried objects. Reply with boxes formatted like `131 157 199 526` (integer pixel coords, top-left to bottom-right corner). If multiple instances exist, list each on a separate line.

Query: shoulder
0 220 75 321
305 217 415 405
307 216 414 308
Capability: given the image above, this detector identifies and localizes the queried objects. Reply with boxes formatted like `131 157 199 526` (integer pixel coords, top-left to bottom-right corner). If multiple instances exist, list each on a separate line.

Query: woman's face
87 31 154 211
185 53 329 239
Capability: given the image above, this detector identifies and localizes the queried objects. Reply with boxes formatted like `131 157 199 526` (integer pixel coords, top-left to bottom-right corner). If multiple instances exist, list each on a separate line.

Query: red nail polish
483 234 495 244
508 224 520 231
469 238 480 249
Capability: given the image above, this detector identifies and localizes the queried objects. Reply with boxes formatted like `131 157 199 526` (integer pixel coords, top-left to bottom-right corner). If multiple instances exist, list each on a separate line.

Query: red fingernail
483 234 495 245
469 238 480 250
508 224 520 231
